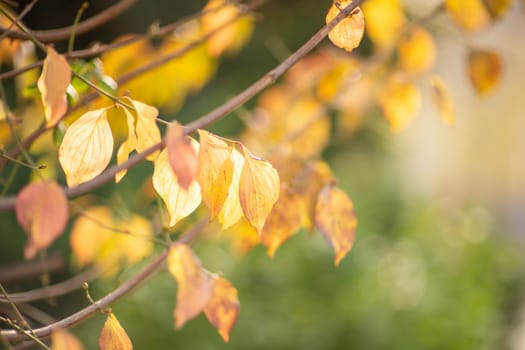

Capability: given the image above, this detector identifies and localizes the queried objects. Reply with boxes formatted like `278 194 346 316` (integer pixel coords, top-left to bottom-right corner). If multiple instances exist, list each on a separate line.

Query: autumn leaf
314 184 357 266
38 47 71 127
378 77 421 132
99 313 133 350
325 0 365 52
51 328 84 350
397 26 436 74
59 107 113 186
15 180 68 259
204 276 240 342
168 244 213 329
130 99 161 160
166 122 198 190
429 75 455 125
239 146 280 234
468 49 502 95
224 217 260 254
362 0 406 48
445 0 491 31
115 107 137 183
217 147 245 229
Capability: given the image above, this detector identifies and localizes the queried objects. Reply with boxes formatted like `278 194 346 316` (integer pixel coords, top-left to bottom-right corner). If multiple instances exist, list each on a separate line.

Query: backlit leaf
362 0 406 48
429 75 455 125
325 0 365 52
38 47 71 127
59 107 113 186
314 184 357 266
15 180 68 259
397 26 436 74
217 147 245 229
51 328 84 350
445 0 490 31
204 277 240 343
168 244 213 329
115 108 137 183
130 99 161 160
468 49 502 95
166 122 198 190
239 146 280 234
378 77 421 132
153 147 202 227
99 313 133 350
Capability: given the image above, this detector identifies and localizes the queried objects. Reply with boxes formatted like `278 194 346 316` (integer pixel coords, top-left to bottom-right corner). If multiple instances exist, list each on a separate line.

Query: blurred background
2 0 525 349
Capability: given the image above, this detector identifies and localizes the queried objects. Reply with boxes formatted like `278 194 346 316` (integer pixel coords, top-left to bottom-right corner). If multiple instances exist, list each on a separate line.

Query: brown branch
0 0 137 42
0 254 64 284
0 0 38 43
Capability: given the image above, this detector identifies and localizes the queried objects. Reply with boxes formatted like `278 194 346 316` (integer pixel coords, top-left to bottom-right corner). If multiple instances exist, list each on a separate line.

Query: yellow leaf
167 122 198 190
224 217 260 254
261 186 304 258
468 49 502 95
445 0 491 31
429 75 455 125
168 244 212 329
314 185 357 266
115 107 137 183
15 180 68 259
51 328 84 350
37 47 71 127
239 146 280 234
483 0 512 18
204 277 240 343
152 147 202 227
378 77 421 132
362 0 406 48
197 130 234 219
325 0 365 52
217 147 245 229
59 107 113 186
99 313 133 350
397 26 436 74
130 99 161 160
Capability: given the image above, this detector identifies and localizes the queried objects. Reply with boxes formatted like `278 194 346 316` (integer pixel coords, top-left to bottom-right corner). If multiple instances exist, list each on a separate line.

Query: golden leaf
130 99 161 160
362 0 406 48
15 180 68 259
166 122 198 190
378 77 421 132
468 49 502 95
59 107 113 186
314 185 357 266
168 244 213 329
429 75 455 125
239 146 280 234
51 328 84 350
99 313 133 350
217 147 245 229
397 26 436 74
224 217 260 254
204 277 240 343
37 47 71 127
152 147 202 227
445 0 491 31
115 107 137 183
325 0 365 52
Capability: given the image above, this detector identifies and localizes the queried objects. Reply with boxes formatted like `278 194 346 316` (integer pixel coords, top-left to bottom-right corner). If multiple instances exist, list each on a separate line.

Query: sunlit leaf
152 147 202 227
15 180 68 259
217 147 245 229
99 313 133 350
38 47 71 127
445 0 491 31
378 77 421 132
314 184 357 266
115 108 137 183
59 107 113 186
362 0 406 48
204 276 240 343
130 99 161 160
325 0 365 52
468 49 502 95
168 244 212 329
429 75 455 125
166 122 198 190
239 146 280 234
397 26 436 74
51 328 84 350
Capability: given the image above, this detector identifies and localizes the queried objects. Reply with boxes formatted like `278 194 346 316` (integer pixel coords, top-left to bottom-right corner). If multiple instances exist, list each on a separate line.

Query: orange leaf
429 75 455 125
99 313 133 350
168 244 212 329
37 47 71 127
197 130 234 219
204 277 240 343
239 146 280 234
166 122 198 190
445 0 490 31
51 328 84 350
468 49 502 95
397 26 436 74
59 107 113 186
15 180 68 259
314 185 357 266
325 0 365 52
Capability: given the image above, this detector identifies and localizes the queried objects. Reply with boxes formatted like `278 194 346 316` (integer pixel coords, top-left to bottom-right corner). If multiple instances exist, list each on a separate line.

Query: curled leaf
51 328 84 350
429 75 455 125
204 277 240 343
468 49 502 95
167 122 198 190
325 0 365 52
99 313 133 350
217 147 245 229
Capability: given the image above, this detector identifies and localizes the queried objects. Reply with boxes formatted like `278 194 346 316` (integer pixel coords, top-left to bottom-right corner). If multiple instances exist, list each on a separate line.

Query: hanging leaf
397 26 436 74
239 146 280 234
362 0 406 48
314 184 357 266
51 328 84 350
445 0 491 31
217 147 245 229
38 46 71 127
204 276 240 343
15 180 68 259
166 122 198 190
468 49 502 95
378 77 421 132
99 313 133 350
325 0 365 52
130 99 161 160
115 107 138 183
429 75 455 125
168 244 213 329
59 107 113 186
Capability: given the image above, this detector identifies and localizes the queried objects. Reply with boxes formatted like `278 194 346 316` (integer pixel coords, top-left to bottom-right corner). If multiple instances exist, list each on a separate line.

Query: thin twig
0 0 38 42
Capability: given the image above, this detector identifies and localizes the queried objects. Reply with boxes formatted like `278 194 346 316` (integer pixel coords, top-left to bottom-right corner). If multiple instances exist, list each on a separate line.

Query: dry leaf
429 75 455 125
51 328 84 350
130 99 161 160
166 122 198 190
217 147 245 229
468 49 502 95
15 180 68 259
115 108 138 183
325 0 365 52
168 244 213 329
204 277 240 343
38 47 71 126
59 107 113 186
314 185 357 266
239 146 280 234
445 0 491 31
99 313 133 350
362 0 406 48
397 26 436 74
378 77 421 132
